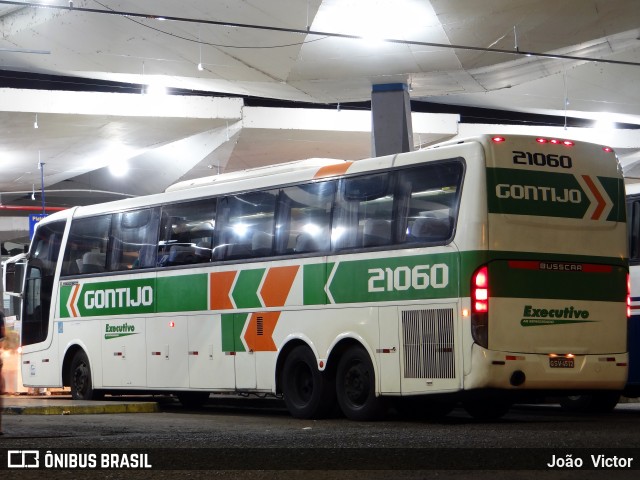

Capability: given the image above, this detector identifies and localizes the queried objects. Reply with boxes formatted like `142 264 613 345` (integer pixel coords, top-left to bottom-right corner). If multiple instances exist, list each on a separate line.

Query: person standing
0 308 5 435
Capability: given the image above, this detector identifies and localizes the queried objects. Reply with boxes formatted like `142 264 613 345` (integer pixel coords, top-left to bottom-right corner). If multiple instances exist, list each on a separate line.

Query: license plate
549 357 574 368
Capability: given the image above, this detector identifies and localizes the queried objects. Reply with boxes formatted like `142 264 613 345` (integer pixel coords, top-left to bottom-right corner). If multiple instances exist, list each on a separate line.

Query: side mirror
2 253 27 297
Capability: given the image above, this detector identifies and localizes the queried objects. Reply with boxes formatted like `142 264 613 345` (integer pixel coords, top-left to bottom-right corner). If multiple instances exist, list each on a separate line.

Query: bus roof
166 158 348 192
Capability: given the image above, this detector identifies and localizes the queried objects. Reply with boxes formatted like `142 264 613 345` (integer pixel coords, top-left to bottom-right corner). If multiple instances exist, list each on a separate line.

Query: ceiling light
593 113 619 131
311 0 435 47
145 84 168 96
109 158 129 177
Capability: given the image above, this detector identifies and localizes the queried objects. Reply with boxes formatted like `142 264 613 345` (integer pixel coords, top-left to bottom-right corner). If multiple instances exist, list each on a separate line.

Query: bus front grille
401 308 455 379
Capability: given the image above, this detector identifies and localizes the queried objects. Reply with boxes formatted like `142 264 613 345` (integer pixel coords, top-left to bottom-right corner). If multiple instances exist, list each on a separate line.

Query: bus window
399 161 464 244
216 190 278 260
109 208 160 271
334 173 394 250
159 199 216 267
62 214 111 276
22 220 65 346
276 181 335 255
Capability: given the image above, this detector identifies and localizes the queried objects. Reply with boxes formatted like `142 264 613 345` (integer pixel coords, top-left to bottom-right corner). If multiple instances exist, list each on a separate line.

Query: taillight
471 265 489 348
627 273 631 319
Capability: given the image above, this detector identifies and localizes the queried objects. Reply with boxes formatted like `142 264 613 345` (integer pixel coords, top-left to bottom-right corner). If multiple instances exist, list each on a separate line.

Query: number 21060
367 264 449 293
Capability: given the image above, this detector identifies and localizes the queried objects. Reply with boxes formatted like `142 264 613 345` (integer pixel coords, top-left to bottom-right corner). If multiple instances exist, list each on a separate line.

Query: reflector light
169 321 175 328
491 136 506 143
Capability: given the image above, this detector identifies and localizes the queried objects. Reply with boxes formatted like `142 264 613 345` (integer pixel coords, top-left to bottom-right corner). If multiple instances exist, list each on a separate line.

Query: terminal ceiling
1 0 640 212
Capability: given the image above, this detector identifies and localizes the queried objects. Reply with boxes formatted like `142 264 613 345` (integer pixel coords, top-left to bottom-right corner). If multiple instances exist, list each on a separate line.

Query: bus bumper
464 344 628 391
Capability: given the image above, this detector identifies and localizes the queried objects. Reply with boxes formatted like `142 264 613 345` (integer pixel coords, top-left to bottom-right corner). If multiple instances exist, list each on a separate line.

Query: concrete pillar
371 83 414 157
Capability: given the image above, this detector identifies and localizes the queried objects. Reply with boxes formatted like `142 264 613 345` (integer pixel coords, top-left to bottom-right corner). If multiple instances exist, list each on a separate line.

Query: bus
557 184 640 413
2 134 629 420
624 184 640 395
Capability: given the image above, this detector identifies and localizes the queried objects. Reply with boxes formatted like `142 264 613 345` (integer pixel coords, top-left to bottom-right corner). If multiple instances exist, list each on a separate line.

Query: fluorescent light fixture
108 158 129 177
593 114 617 131
145 84 168 96
311 0 436 46
96 144 138 177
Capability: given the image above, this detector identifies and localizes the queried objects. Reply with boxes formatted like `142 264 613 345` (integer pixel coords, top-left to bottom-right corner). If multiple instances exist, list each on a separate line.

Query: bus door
18 220 66 385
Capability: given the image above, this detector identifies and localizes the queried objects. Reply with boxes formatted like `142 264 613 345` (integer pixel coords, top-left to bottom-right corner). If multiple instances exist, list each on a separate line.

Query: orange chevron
209 271 237 310
582 175 606 220
313 161 353 179
244 311 279 352
69 284 81 317
260 265 299 307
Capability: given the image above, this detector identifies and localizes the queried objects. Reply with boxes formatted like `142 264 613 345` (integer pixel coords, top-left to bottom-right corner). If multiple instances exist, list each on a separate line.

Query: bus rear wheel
281 345 335 419
69 350 103 400
336 346 385 421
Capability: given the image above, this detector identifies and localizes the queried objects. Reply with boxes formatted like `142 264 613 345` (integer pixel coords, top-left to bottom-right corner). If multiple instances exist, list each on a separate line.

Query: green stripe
57 250 626 318
232 269 265 308
74 279 156 317
157 274 208 312
490 261 627 302
303 263 332 305
221 313 247 352
59 284 73 318
458 251 628 297
486 167 623 220
599 176 626 222
327 253 459 303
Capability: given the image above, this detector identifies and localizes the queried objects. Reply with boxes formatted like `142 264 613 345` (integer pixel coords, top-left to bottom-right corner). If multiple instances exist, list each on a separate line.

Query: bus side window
108 208 160 271
399 161 464 245
216 190 277 261
333 173 394 250
61 215 111 276
277 181 335 255
158 199 216 267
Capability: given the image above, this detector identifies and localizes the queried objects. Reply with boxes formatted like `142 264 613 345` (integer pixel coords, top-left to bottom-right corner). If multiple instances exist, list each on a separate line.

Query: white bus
3 134 629 420
624 184 640 395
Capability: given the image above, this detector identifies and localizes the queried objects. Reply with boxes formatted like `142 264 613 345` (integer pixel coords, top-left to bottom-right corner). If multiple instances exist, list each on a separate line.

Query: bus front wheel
336 346 385 421
281 345 335 419
69 350 103 400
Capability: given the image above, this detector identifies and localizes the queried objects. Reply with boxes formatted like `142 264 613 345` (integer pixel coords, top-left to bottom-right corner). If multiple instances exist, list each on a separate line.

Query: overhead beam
0 88 243 119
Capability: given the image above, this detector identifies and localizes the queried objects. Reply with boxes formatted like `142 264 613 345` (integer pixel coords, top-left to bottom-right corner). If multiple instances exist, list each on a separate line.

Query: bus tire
560 392 621 413
69 350 103 400
281 345 335 419
336 346 385 421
